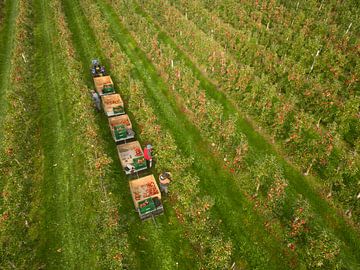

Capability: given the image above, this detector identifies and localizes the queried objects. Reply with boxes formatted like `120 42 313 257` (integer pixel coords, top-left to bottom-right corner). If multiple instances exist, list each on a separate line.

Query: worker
126 128 135 138
143 144 153 168
100 66 106 76
91 67 96 77
125 164 135 174
159 171 172 195
91 90 101 111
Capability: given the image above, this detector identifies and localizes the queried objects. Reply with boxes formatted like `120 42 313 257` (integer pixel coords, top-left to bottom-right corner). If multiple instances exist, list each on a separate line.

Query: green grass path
61 0 197 269
32 0 79 266
0 0 19 136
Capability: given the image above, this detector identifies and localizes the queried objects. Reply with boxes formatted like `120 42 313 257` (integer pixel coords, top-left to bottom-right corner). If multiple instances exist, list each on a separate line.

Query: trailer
102 94 125 117
89 59 165 221
93 75 114 96
129 175 164 220
117 141 147 175
108 114 135 143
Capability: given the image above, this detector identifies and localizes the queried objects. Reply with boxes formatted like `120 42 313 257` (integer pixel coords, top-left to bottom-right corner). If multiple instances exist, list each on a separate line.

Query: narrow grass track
32 0 82 266
120 2 360 265
0 0 38 267
61 1 198 269
95 2 308 268
0 0 19 209
100 1 360 268
0 0 19 137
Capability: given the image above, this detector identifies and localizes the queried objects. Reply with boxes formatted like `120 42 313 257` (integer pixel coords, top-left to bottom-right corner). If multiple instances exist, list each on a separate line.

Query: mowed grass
0 0 39 267
0 0 18 138
0 0 19 209
31 0 90 266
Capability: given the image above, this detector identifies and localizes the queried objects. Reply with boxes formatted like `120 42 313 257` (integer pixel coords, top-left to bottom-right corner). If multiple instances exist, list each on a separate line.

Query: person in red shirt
143 144 153 168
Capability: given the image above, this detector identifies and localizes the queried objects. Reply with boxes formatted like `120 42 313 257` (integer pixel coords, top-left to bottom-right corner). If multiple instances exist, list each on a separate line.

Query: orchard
0 0 359 269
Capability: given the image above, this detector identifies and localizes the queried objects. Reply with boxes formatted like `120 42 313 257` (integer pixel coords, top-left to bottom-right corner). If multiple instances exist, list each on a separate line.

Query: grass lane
61 0 197 269
96 1 303 268
0 0 19 138
0 0 39 267
0 0 19 211
32 0 79 266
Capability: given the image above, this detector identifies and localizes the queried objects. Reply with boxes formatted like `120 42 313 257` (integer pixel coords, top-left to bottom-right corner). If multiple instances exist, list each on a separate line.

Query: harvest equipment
129 175 164 220
90 60 164 221
101 94 124 117
93 75 114 96
117 141 148 175
108 114 135 143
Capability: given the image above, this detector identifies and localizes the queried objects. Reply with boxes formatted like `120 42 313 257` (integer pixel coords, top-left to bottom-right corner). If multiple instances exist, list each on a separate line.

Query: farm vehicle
91 60 164 221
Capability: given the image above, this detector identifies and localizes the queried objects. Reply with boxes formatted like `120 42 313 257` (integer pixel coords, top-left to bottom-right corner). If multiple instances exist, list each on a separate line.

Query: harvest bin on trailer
102 94 125 117
108 114 135 143
129 175 164 220
93 75 114 96
117 141 147 175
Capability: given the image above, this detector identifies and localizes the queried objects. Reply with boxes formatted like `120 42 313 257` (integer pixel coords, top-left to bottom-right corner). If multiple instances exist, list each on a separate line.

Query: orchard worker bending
159 171 172 195
91 90 101 111
144 144 153 168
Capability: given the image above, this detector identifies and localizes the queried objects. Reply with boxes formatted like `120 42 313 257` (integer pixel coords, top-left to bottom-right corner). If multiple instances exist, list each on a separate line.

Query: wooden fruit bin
101 94 124 117
93 75 114 96
129 175 161 209
116 141 147 175
108 114 135 142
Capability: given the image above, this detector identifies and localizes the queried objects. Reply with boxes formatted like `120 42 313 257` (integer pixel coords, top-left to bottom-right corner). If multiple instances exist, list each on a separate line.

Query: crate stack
92 61 164 220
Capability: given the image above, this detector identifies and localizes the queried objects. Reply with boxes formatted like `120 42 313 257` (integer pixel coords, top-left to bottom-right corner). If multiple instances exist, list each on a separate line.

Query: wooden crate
108 115 134 142
101 94 124 117
116 141 147 174
93 75 114 95
129 175 161 209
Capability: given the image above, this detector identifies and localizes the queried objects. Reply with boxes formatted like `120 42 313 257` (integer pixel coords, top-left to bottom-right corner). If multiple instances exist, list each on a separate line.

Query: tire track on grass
0 0 38 267
32 0 73 266
31 0 97 267
0 0 19 213
0 0 19 138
